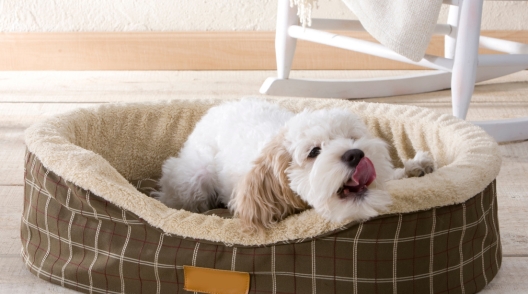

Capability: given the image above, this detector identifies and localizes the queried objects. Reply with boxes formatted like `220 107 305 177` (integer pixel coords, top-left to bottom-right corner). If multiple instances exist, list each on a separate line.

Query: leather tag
183 265 250 294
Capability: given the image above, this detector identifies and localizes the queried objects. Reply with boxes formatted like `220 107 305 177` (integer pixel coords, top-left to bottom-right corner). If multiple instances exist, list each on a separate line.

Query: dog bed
22 98 502 294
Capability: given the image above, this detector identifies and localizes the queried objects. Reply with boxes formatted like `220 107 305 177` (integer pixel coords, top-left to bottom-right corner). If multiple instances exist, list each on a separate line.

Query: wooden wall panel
0 31 526 70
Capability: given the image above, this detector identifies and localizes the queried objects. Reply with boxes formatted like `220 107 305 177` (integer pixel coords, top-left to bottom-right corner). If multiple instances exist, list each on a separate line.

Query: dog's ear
231 132 308 234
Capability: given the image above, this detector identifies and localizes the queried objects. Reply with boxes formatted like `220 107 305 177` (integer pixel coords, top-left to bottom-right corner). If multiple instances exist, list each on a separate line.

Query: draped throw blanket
292 0 444 61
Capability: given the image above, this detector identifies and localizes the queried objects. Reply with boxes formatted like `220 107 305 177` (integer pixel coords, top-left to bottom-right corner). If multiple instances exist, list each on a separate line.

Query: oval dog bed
22 98 502 294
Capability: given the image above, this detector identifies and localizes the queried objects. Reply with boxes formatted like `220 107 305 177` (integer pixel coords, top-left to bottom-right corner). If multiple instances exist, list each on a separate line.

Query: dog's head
284 108 393 224
232 108 393 233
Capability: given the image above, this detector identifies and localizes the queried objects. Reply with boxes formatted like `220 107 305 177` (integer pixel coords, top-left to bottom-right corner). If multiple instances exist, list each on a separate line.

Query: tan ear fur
232 132 309 234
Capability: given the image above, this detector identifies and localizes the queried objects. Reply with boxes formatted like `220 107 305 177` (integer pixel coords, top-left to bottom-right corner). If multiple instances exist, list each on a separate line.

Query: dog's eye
308 147 321 158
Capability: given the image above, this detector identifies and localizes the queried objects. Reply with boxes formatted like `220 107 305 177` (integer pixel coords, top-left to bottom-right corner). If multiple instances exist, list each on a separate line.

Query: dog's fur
154 99 435 232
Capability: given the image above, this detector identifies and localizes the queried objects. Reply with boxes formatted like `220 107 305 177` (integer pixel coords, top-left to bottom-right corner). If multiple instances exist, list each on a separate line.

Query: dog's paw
150 191 162 200
403 151 436 178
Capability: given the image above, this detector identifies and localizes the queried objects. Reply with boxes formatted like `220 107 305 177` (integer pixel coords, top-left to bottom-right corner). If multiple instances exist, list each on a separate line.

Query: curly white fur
154 99 435 232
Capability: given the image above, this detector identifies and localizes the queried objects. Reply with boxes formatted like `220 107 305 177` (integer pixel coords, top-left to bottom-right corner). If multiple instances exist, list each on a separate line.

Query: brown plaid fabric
21 151 501 294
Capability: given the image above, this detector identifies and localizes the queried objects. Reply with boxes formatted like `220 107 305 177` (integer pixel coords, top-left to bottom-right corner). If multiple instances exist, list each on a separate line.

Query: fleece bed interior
24 98 501 246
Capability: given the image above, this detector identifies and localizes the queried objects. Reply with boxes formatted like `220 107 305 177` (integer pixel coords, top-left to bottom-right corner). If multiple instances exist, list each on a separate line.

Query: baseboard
1 31 526 70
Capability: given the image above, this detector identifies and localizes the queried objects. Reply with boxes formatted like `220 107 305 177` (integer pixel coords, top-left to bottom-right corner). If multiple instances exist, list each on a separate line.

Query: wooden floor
1 70 527 293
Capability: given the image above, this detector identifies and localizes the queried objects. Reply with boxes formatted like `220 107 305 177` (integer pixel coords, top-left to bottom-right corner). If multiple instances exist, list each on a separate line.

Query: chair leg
450 0 484 119
445 4 460 59
276 0 298 79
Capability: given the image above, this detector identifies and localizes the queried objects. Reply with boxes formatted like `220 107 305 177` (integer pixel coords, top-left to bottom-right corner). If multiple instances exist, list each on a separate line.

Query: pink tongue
347 157 376 187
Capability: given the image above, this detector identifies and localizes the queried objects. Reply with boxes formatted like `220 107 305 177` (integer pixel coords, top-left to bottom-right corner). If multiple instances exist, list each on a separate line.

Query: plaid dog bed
22 99 502 293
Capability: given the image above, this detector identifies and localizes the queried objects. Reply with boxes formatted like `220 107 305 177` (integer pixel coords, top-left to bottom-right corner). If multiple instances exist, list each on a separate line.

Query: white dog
154 99 435 232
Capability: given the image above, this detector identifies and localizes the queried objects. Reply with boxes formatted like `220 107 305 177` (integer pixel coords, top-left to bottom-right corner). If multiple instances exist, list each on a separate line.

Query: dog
153 99 435 232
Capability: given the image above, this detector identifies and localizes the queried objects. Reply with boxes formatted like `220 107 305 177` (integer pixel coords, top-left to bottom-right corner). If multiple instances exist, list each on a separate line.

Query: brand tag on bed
183 265 250 294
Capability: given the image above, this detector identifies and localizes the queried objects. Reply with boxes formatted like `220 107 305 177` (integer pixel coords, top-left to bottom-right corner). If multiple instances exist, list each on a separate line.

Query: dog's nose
341 149 364 167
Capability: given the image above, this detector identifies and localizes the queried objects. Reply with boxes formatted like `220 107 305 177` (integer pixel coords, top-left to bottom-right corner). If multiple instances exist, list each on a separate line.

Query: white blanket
292 0 444 62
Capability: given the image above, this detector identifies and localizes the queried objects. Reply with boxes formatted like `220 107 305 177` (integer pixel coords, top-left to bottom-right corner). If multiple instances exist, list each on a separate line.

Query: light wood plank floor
1 70 527 293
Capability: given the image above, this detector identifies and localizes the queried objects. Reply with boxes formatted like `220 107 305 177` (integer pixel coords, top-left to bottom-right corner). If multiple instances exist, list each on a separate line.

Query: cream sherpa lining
24 98 501 246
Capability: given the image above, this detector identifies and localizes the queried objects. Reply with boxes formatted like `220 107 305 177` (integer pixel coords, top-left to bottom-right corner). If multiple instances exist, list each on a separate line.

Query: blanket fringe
290 0 318 27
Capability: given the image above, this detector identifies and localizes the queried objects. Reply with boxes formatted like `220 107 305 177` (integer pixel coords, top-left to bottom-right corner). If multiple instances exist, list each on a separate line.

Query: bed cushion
21 98 502 293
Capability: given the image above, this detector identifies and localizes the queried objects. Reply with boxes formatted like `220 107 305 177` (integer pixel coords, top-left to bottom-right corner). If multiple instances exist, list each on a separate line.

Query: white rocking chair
260 0 528 143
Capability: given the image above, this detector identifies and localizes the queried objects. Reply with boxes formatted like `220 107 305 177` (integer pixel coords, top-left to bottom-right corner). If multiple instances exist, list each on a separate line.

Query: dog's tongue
346 157 376 187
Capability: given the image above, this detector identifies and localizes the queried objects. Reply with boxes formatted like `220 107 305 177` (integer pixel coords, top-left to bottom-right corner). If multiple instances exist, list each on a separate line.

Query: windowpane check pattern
21 151 501 294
